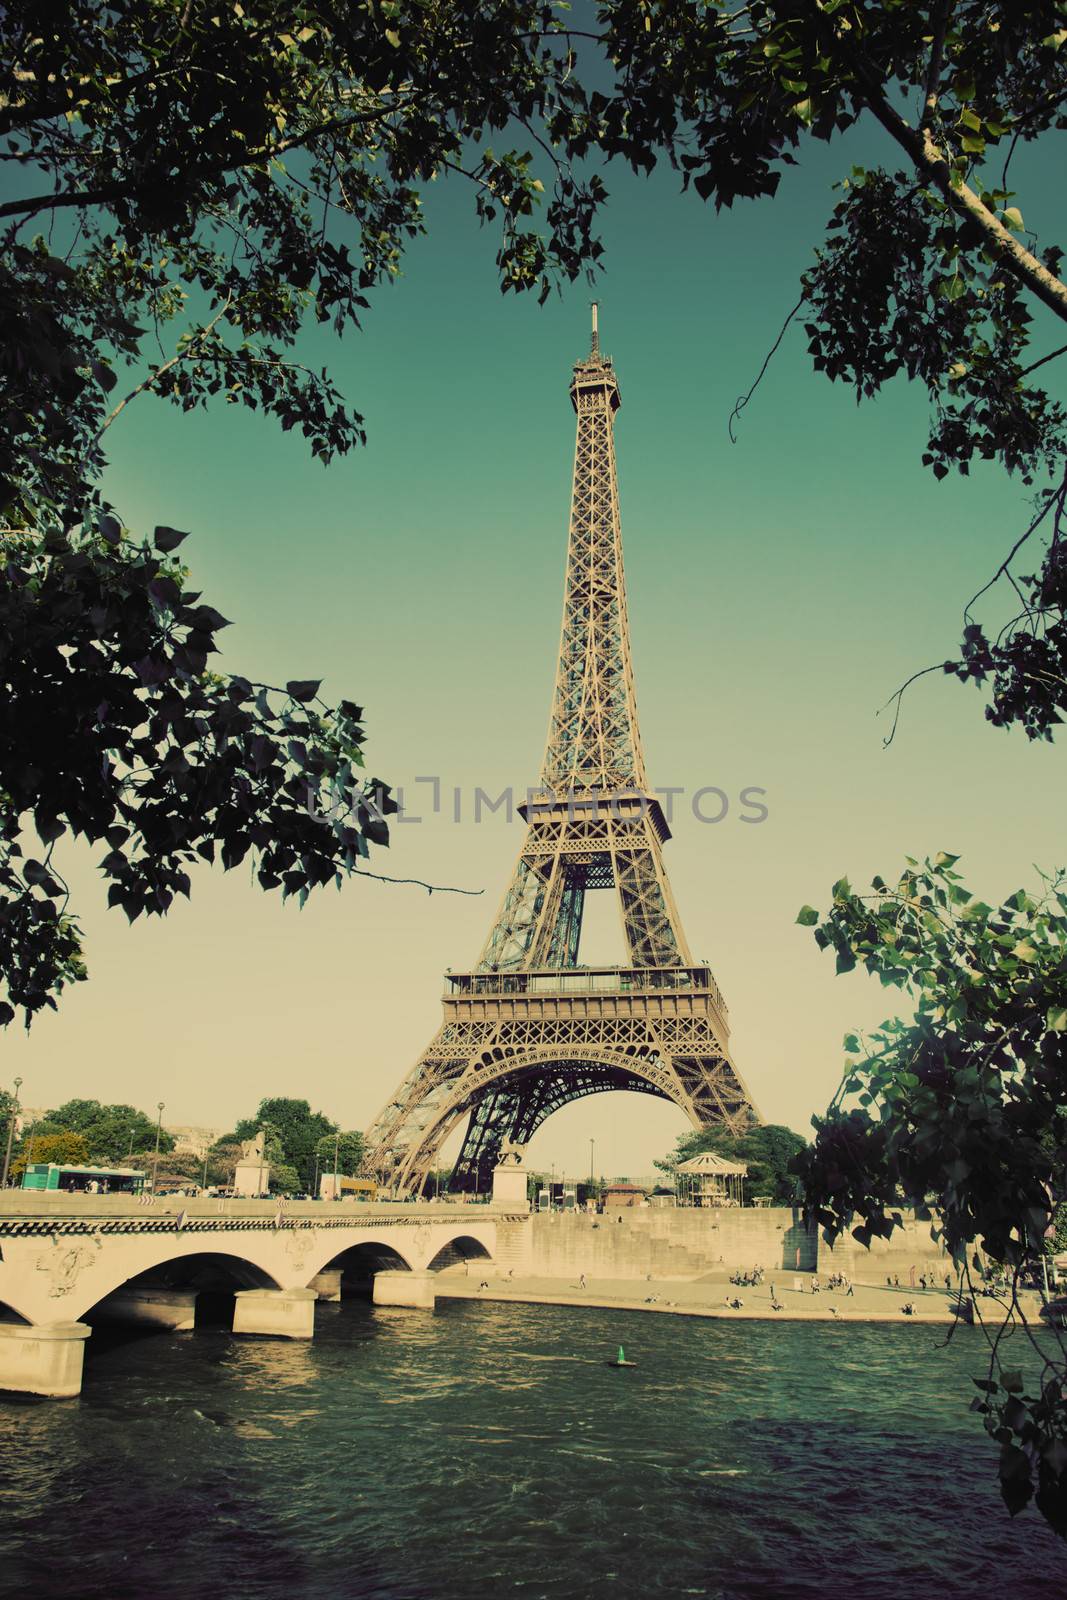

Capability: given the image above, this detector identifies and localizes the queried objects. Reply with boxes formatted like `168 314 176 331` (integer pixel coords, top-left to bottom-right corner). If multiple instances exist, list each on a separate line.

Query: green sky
7 121 1065 1178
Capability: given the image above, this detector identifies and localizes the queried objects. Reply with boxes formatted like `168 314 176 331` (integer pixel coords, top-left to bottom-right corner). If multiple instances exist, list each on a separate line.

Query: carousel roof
675 1151 748 1177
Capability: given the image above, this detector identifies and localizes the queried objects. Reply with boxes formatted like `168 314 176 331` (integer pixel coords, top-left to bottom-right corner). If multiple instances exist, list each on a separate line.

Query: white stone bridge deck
0 1194 527 1397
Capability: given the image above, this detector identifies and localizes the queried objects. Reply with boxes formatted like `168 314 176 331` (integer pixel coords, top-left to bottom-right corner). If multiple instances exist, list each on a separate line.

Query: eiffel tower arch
364 309 760 1195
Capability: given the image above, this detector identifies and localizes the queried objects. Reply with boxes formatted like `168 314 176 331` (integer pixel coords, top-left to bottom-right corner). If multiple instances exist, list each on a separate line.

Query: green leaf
286 679 322 702
154 525 190 552
1047 1007 1067 1033
1001 206 1024 232
796 905 820 926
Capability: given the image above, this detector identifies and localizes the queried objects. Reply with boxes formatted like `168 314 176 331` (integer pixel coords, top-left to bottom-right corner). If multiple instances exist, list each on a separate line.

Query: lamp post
589 1138 595 1196
152 1101 164 1191
2 1077 23 1189
333 1129 340 1201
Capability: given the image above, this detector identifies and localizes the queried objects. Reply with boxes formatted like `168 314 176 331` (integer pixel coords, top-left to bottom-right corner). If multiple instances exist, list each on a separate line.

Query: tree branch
0 98 419 224
920 1 952 130
352 870 483 896
964 469 1067 623
80 297 233 466
854 68 1067 325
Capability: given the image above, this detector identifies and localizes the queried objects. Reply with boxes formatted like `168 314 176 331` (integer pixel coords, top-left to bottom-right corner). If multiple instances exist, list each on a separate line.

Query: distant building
15 1107 48 1135
602 1183 648 1209
166 1125 222 1158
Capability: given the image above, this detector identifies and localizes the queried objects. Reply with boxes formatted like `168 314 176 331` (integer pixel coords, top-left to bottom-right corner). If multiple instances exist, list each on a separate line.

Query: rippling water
2 1301 1064 1599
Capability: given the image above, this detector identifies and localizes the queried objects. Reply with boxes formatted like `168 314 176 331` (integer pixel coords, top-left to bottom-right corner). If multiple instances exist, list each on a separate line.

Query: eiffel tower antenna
363 316 760 1196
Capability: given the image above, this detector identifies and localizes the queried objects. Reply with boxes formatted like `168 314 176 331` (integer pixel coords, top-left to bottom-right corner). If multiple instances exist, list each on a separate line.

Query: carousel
674 1150 748 1207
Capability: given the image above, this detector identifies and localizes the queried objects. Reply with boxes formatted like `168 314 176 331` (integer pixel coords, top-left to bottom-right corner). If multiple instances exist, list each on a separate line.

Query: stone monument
491 1140 530 1210
233 1130 271 1198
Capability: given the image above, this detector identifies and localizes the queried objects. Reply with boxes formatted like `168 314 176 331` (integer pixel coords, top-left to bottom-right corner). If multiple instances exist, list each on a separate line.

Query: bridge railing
0 1194 522 1225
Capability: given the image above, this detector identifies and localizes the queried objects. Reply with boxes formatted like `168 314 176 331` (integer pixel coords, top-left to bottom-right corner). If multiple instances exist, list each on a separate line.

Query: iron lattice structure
364 312 759 1194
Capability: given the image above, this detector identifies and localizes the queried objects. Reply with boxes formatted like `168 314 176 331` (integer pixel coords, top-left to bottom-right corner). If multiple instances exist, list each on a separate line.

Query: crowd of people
729 1264 765 1288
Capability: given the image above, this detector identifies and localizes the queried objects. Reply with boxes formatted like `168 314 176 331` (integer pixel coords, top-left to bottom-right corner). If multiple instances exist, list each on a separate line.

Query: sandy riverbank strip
434 1271 1027 1326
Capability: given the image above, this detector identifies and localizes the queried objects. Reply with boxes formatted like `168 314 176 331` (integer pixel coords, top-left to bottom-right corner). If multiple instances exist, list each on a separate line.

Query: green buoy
608 1343 637 1368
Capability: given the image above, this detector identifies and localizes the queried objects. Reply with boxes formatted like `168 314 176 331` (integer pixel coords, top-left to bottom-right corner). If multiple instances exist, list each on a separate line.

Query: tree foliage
315 1130 365 1180
27 1097 176 1163
14 1130 92 1176
657 1121 807 1203
0 521 392 1027
226 1096 338 1186
269 1162 300 1196
795 854 1067 1532
3 6 1067 1030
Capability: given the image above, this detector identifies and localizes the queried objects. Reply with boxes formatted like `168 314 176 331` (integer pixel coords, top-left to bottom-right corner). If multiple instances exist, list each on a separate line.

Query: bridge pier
309 1269 343 1302
232 1287 316 1339
0 1321 92 1399
372 1270 436 1310
92 1287 198 1331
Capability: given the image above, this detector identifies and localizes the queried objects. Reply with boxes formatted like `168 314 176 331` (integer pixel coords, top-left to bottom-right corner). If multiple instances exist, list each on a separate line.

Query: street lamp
333 1129 340 1201
152 1101 165 1191
589 1138 595 1189
2 1077 23 1189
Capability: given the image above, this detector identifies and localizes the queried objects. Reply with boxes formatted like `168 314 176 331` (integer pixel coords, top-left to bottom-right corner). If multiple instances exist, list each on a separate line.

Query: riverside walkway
435 1268 987 1324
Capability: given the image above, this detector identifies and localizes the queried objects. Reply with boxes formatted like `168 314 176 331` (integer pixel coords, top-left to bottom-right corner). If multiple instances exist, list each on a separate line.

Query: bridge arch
0 1298 32 1325
307 1237 415 1296
425 1234 493 1274
62 1240 283 1325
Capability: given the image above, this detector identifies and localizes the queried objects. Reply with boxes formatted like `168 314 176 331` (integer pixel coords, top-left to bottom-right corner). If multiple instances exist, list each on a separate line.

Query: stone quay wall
503 1207 950 1284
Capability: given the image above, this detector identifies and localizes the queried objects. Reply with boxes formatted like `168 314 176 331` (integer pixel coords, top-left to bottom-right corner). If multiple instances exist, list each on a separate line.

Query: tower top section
570 301 621 414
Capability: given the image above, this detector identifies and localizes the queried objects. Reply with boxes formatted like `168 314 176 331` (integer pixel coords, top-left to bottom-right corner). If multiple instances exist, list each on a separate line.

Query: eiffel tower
364 308 759 1195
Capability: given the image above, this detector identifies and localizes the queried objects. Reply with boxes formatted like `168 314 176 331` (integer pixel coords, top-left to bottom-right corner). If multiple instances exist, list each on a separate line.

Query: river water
1 1299 1064 1599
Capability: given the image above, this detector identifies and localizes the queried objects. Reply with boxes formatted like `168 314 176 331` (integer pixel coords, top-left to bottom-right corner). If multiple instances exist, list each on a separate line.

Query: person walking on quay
909 1264 916 1288
579 1273 587 1291
810 1275 820 1295
846 1279 854 1298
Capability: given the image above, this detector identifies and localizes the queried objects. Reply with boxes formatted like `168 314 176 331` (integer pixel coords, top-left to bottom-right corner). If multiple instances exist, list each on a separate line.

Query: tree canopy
657 1121 807 1203
796 854 1067 1532
26 1096 175 1163
3 2 1067 1023
315 1130 365 1181
224 1096 339 1188
14 1129 92 1176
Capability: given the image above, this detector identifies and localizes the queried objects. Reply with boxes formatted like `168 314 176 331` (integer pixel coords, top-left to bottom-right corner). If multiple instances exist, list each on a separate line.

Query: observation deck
443 965 729 1043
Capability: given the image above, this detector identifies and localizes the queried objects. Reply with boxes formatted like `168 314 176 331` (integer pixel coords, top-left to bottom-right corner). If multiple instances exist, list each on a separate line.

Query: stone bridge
0 1195 527 1398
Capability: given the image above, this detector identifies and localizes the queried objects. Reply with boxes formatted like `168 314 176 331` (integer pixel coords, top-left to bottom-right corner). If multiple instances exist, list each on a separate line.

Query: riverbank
436 1269 1030 1325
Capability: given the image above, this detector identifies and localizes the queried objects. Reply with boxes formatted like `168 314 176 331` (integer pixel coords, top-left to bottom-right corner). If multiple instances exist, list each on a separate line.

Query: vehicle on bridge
20 1163 146 1195
319 1174 377 1202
